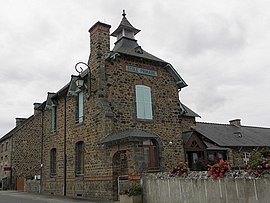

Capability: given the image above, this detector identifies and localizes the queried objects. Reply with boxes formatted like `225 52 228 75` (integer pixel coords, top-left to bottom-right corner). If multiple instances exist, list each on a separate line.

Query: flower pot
120 194 142 203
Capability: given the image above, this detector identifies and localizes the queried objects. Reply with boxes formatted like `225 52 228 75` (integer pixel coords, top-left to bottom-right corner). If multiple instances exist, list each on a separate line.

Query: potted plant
120 182 142 203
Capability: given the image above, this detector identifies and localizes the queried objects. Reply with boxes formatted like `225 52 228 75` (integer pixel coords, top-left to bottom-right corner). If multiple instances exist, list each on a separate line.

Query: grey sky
1 0 270 136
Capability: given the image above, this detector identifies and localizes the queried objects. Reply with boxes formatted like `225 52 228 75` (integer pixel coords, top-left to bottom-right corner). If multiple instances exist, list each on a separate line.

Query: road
0 191 119 203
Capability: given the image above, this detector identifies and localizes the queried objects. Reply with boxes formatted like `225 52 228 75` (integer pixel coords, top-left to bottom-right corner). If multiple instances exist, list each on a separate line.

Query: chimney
16 118 27 127
229 119 241 127
88 21 111 96
88 22 111 70
34 103 41 115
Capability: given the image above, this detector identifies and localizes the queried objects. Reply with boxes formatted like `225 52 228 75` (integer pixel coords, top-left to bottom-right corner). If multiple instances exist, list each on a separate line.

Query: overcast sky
1 0 270 136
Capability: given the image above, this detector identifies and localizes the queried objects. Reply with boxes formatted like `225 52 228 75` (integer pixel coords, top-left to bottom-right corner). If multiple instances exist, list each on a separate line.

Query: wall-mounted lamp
74 62 92 96
75 76 84 89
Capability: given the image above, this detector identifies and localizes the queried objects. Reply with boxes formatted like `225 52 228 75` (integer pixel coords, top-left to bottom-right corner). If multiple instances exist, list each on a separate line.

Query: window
135 85 153 120
51 105 57 132
50 148 57 177
75 91 84 123
243 152 251 165
75 141 84 175
141 139 159 171
5 142 8 151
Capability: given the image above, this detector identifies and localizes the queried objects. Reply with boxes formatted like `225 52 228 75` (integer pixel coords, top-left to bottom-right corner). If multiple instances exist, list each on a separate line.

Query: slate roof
192 122 270 147
181 103 200 118
99 128 158 146
111 15 140 37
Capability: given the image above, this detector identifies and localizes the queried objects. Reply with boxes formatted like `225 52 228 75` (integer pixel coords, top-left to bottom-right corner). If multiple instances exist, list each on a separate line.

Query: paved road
0 191 119 203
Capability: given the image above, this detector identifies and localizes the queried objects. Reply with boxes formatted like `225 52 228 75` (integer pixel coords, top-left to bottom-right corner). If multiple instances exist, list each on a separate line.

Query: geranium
169 161 189 177
208 159 231 179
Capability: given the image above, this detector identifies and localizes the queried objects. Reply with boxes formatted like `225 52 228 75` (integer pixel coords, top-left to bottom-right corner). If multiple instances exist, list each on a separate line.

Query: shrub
208 160 231 179
247 158 270 177
128 182 142 197
169 162 189 177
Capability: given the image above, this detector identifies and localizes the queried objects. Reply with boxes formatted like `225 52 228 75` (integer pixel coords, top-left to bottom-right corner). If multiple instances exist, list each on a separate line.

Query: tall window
141 139 159 171
135 85 153 120
50 148 57 177
75 91 84 123
75 141 84 175
51 105 57 132
5 142 8 151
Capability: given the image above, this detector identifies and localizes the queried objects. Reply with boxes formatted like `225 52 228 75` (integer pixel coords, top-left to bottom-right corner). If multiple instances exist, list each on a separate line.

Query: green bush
128 182 142 197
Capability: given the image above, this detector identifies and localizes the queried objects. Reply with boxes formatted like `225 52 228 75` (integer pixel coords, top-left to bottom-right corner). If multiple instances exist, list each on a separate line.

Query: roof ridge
197 121 270 129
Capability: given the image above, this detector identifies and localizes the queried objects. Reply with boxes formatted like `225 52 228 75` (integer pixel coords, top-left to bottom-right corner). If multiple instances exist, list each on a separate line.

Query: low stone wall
25 179 40 193
142 173 270 203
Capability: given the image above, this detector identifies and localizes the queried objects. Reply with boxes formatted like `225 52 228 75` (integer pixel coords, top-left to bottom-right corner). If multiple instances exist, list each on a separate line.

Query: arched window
141 139 159 171
135 85 153 120
50 148 57 177
75 141 84 175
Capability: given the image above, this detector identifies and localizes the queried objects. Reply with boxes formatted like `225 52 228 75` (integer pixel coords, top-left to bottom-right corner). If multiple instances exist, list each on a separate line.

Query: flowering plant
208 160 231 179
247 158 270 177
169 161 189 177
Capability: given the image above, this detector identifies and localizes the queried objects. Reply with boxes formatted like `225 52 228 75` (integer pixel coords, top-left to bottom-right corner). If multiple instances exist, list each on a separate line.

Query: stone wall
25 179 40 193
12 112 42 188
106 56 185 170
143 173 270 203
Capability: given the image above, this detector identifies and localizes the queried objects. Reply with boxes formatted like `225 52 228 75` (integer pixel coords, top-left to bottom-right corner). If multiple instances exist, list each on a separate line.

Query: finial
122 9 126 17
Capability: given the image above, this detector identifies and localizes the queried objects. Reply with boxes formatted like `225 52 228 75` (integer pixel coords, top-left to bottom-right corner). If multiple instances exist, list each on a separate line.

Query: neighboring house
0 111 42 191
11 104 43 191
0 129 13 190
183 119 270 170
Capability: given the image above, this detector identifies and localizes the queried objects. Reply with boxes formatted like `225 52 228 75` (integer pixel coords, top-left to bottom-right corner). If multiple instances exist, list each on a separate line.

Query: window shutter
143 86 153 119
51 106 57 132
136 85 153 119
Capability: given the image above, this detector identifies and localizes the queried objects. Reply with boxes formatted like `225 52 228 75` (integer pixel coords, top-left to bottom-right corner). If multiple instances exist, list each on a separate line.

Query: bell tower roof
111 10 140 41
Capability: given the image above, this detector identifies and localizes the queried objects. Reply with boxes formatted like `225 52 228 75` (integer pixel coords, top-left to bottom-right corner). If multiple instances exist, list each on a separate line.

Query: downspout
40 111 44 194
10 136 13 190
63 96 67 196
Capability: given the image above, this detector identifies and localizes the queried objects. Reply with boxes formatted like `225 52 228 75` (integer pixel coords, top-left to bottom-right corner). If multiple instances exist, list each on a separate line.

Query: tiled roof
192 122 270 147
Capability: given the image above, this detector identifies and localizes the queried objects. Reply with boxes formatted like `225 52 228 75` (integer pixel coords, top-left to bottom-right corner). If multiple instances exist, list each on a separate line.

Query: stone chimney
88 21 111 71
16 118 27 127
229 119 241 127
88 22 111 96
34 103 41 115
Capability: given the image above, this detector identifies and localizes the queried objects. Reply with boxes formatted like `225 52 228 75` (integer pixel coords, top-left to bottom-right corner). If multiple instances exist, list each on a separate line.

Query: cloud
185 13 247 56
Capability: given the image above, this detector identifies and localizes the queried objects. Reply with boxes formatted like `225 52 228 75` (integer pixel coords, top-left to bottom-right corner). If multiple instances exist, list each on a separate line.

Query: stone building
0 105 42 191
0 130 12 190
183 119 270 170
39 12 190 200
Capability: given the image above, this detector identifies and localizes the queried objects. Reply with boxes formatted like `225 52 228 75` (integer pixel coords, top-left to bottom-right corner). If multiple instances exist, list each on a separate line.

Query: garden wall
25 179 40 193
142 173 270 203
